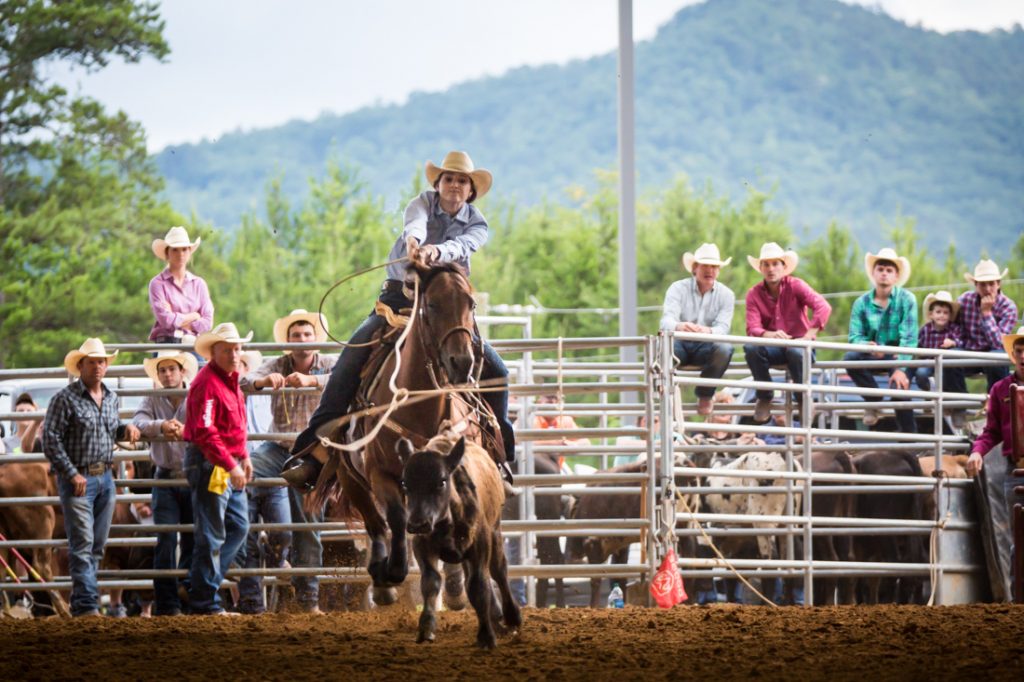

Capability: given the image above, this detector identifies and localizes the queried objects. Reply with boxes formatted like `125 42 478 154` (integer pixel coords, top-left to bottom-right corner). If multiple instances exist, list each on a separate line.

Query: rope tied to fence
927 471 953 607
673 488 779 608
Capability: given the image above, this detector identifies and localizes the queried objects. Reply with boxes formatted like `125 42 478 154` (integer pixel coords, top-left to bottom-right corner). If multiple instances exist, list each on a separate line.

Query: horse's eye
438 478 447 490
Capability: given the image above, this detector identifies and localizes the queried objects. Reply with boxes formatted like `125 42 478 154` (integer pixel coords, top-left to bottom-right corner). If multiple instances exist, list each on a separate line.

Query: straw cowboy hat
965 258 1008 284
240 350 264 373
1002 326 1024 363
864 247 911 287
683 243 732 272
143 350 198 384
272 309 329 352
152 226 201 261
424 151 492 200
64 338 118 377
922 290 961 319
194 322 253 361
747 242 799 275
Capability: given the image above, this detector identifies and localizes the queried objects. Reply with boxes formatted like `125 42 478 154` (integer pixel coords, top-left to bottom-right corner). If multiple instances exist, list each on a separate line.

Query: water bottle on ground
607 584 624 608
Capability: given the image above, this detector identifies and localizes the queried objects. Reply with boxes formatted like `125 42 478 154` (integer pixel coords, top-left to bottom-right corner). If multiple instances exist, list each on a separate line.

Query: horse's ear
396 438 415 465
445 436 466 471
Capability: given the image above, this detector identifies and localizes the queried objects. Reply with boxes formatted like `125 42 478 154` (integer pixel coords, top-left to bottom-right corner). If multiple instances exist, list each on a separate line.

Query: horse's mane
413 261 474 294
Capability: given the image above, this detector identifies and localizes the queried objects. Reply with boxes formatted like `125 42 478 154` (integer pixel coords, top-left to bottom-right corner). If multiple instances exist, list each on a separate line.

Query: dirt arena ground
2 604 1021 681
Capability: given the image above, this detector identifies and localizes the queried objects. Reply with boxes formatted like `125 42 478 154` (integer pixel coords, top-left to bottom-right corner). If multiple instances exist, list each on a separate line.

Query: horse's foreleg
413 538 441 643
384 498 409 586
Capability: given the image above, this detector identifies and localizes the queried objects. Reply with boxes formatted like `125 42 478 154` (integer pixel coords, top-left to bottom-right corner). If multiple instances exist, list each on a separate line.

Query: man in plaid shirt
43 338 140 616
843 249 918 433
947 259 1018 394
238 309 336 614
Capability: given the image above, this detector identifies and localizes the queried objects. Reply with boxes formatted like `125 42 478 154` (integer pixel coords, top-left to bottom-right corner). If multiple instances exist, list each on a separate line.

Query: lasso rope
317 256 409 348
927 471 952 607
674 489 779 608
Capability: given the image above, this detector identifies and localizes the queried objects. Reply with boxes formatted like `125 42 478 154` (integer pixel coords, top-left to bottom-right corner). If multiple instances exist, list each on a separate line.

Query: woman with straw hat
148 226 214 346
284 151 515 491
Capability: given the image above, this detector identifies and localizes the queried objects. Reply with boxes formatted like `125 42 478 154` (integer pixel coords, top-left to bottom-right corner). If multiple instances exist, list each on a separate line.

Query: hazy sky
48 0 1024 152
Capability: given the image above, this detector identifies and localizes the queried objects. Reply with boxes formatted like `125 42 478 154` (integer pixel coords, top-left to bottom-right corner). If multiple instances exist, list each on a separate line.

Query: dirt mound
2 604 1021 680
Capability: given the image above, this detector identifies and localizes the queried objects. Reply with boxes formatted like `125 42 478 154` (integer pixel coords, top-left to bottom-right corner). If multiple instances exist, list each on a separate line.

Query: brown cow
0 461 70 617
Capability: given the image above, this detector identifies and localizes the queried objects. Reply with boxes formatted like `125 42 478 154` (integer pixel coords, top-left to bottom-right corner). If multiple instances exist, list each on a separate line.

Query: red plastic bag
650 547 687 608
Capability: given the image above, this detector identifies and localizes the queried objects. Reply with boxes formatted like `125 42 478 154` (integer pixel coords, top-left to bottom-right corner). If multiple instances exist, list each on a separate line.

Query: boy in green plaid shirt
844 248 919 433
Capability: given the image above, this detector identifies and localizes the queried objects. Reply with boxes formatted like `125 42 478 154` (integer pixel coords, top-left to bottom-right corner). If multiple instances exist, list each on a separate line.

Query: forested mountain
155 0 1023 256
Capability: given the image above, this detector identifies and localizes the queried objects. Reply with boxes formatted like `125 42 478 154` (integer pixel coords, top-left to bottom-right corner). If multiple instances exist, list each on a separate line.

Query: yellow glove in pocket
208 465 230 495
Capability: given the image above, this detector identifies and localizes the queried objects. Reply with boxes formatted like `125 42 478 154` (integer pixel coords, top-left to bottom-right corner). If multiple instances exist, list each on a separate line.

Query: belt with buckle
85 462 111 476
381 279 405 294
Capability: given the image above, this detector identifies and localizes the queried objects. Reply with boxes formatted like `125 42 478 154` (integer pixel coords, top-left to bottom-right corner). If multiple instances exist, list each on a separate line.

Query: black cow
810 451 857 605
851 450 929 604
400 436 520 649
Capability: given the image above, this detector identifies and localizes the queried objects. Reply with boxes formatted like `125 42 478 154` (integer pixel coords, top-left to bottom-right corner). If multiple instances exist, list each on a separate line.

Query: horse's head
398 436 466 535
407 261 478 384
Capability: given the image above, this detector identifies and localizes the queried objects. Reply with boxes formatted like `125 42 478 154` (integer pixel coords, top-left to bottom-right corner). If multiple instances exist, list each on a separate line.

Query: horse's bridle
411 268 483 387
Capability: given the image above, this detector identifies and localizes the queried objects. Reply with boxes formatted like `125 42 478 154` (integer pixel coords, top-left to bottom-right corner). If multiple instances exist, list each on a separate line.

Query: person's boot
281 455 323 492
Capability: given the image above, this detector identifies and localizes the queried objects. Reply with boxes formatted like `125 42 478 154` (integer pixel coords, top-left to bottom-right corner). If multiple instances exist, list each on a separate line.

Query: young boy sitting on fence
916 291 966 427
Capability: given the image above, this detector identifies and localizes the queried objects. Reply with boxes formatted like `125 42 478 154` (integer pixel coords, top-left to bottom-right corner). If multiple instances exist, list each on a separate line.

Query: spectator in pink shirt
743 243 831 423
148 226 214 346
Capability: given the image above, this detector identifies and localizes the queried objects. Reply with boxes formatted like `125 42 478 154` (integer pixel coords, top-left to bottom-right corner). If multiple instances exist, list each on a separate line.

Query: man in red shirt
183 322 254 615
743 243 831 423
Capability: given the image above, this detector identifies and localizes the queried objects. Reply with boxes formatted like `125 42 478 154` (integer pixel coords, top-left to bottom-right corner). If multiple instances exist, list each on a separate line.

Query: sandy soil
2 604 1021 681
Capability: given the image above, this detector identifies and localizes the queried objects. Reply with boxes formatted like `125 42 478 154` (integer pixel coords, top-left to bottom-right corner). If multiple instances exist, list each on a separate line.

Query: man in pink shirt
743 243 831 423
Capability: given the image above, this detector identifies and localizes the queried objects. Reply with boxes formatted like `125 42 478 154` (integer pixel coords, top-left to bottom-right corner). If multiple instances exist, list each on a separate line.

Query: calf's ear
445 436 466 471
396 438 415 465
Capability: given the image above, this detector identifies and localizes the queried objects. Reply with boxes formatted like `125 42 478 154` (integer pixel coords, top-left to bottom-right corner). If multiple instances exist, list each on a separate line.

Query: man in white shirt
660 243 736 415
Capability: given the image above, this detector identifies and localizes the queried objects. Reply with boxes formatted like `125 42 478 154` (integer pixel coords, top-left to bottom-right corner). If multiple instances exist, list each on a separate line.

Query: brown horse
312 259 501 603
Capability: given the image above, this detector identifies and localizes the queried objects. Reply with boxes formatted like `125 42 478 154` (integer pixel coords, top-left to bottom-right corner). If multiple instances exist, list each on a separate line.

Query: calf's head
399 437 467 535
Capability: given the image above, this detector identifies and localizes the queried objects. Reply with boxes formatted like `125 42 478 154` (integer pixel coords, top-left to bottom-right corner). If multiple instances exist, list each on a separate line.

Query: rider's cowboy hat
143 350 198 384
272 309 330 352
864 247 911 287
152 226 201 261
683 243 732 272
965 258 1008 284
424 151 492 200
194 322 253 361
922 290 960 319
64 338 118 377
1002 326 1024 363
747 242 799 276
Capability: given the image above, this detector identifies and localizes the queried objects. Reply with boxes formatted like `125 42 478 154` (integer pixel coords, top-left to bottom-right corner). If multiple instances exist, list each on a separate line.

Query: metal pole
933 351 944 604
617 0 638 401
802 345 814 605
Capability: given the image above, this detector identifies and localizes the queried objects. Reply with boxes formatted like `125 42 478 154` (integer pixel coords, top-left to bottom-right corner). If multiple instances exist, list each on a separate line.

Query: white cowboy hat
64 338 118 377
864 247 911 287
272 309 329 351
143 350 198 384
747 242 799 275
240 350 264 373
1002 326 1024 364
682 243 732 272
152 226 201 261
922 290 960 319
424 151 492 200
965 258 1008 284
194 322 253 361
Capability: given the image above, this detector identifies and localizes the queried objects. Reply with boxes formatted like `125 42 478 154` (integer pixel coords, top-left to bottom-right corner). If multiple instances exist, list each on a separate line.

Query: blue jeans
152 468 194 615
185 447 249 614
743 344 809 402
240 442 324 610
673 340 734 399
913 366 934 391
57 468 116 616
942 349 1011 394
843 351 917 433
295 291 515 461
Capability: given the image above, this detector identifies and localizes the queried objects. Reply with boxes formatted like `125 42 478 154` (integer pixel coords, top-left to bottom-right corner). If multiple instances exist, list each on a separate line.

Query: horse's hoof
416 631 435 644
475 635 497 650
385 564 408 586
372 586 398 606
442 590 468 611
